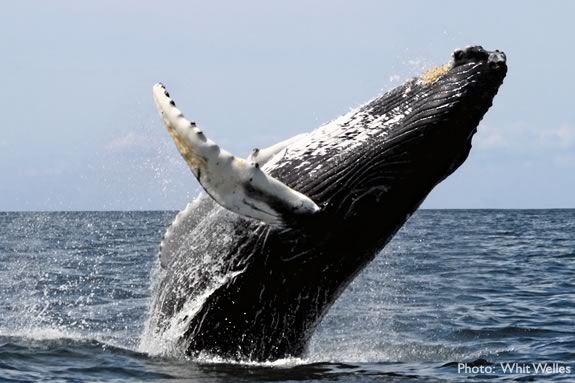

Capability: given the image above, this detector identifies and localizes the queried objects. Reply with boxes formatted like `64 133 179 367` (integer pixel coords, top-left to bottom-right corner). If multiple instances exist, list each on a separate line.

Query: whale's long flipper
153 83 320 225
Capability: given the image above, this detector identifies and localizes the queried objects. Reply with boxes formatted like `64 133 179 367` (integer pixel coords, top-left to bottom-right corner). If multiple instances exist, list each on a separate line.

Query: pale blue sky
1 1 573 211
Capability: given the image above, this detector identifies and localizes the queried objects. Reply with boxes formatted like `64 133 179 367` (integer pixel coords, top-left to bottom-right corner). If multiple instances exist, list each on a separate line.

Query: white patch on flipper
152 83 320 225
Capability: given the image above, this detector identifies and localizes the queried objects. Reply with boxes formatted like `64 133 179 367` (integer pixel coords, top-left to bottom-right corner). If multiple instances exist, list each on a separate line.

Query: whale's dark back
146 46 507 361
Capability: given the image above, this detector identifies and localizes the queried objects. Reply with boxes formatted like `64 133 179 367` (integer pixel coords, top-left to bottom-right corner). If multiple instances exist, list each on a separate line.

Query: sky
0 1 574 211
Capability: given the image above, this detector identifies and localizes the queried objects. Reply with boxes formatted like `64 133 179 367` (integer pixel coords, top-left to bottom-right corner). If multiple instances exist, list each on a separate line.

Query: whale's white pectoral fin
152 83 320 225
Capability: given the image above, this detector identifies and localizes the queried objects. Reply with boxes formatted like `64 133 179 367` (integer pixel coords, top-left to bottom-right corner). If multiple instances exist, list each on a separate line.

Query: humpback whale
145 46 507 361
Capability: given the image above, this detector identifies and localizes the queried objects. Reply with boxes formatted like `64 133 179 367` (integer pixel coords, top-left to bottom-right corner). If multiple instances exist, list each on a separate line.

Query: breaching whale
145 46 507 361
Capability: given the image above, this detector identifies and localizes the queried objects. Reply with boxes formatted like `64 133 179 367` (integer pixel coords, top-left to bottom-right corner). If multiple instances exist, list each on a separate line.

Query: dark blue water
0 210 573 382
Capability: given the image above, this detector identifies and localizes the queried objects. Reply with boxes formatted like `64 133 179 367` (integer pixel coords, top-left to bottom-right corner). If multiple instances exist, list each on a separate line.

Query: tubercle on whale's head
402 46 507 147
418 46 507 87
447 46 507 92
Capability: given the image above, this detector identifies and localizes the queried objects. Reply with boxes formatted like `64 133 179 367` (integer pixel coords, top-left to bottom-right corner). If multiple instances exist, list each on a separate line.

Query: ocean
0 210 573 382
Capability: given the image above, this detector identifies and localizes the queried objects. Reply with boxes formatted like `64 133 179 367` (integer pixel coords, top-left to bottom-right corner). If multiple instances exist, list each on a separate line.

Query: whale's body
145 46 507 361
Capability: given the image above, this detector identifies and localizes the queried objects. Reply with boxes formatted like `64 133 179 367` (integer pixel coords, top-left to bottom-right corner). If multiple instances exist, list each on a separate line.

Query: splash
139 269 243 356
139 196 244 357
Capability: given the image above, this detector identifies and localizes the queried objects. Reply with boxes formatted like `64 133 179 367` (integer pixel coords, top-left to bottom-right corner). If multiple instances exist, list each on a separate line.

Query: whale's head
412 45 507 151
270 45 507 257
379 45 508 185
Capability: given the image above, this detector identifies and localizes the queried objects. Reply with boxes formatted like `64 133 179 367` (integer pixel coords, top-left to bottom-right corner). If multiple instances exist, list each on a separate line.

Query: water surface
0 210 573 382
